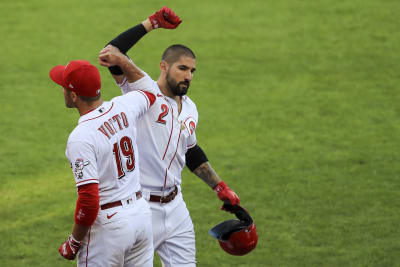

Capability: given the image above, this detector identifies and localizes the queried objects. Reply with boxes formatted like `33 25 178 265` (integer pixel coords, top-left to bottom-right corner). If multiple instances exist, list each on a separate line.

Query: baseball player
98 7 241 267
49 59 156 266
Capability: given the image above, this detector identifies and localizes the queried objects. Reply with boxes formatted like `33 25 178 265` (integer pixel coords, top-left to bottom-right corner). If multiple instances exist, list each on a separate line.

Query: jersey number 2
156 104 169 124
113 136 135 179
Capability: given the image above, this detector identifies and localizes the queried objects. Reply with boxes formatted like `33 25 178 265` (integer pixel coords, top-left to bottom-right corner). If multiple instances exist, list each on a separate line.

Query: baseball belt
100 191 142 210
149 186 178 204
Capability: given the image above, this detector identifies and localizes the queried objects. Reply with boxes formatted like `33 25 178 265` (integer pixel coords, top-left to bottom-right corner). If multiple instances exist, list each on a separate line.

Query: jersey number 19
112 136 135 179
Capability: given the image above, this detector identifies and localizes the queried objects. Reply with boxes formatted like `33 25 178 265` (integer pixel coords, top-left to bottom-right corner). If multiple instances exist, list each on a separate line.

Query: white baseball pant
77 196 153 267
146 190 196 267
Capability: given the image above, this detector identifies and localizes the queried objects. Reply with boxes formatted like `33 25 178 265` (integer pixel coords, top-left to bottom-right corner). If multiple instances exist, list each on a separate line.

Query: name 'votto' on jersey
65 90 154 205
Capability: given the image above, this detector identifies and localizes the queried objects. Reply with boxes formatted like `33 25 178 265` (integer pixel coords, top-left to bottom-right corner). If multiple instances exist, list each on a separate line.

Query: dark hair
161 44 196 64
64 87 101 103
78 93 101 102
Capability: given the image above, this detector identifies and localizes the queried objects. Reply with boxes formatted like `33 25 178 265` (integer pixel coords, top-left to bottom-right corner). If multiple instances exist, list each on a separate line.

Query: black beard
166 73 190 96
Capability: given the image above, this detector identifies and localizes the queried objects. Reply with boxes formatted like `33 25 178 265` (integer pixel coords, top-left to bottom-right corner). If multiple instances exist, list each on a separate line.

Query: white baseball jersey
118 72 198 191
65 90 153 205
118 71 198 266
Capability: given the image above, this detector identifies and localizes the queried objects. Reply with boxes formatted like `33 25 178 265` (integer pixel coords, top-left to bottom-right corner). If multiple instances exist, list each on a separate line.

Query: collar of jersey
78 101 113 124
162 93 188 104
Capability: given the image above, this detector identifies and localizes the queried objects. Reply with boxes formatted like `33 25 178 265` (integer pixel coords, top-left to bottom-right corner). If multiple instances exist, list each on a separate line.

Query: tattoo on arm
193 162 221 188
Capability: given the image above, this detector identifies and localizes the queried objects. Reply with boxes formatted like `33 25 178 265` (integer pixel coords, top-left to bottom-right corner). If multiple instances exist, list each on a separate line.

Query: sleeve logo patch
183 118 196 135
74 158 90 179
189 121 196 135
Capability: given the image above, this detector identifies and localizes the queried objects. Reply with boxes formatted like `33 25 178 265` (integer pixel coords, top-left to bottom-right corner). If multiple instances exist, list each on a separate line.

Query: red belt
149 186 178 204
100 191 142 210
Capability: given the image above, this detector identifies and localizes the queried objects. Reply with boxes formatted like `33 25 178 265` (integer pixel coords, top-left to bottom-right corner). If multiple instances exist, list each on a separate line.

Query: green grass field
1 0 400 266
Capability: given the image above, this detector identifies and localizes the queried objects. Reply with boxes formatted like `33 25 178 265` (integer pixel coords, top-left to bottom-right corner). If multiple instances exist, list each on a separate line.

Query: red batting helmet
209 204 258 256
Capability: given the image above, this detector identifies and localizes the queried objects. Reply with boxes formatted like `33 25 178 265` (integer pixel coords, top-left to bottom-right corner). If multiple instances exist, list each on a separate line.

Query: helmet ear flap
209 220 249 241
209 205 258 256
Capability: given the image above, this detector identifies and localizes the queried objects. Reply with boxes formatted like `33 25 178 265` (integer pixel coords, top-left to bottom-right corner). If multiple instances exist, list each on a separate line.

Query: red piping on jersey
76 179 99 185
163 127 182 188
86 227 91 267
162 105 174 160
143 91 156 106
168 128 182 170
81 107 97 116
120 77 128 87
79 103 114 124
187 142 197 149
183 116 195 124
137 90 150 108
163 168 168 188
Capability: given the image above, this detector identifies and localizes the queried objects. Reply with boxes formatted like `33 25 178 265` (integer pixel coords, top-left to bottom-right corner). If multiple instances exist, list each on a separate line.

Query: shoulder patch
73 158 90 179
184 117 197 135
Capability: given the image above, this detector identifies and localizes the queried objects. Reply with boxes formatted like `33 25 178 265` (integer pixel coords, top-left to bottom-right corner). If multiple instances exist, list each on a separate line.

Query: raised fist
98 45 124 67
213 181 240 210
149 6 182 29
59 235 81 260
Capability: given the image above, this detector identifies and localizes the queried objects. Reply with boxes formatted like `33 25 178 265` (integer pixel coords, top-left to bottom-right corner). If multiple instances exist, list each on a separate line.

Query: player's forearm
71 223 90 241
193 162 222 188
71 183 99 241
118 56 144 83
106 22 149 77
99 45 144 83
186 145 218 187
107 23 148 54
192 160 240 207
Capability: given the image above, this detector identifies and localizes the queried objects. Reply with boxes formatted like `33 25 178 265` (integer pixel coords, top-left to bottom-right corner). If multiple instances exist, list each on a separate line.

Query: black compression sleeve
106 23 147 75
108 65 124 75
185 145 208 172
108 23 147 54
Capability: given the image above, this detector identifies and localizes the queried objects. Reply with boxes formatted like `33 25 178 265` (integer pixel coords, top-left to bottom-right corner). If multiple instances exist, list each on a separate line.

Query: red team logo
188 121 196 135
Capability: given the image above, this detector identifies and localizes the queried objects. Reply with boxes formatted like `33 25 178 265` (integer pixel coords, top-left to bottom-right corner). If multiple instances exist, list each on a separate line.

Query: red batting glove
213 181 240 210
59 235 81 260
149 6 182 29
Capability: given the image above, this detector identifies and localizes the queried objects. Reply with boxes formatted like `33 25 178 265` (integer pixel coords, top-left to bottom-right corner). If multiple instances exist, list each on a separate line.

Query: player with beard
98 7 240 267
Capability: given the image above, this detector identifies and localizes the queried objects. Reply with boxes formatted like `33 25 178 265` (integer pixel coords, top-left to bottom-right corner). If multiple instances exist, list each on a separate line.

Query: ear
70 91 79 103
160 60 168 73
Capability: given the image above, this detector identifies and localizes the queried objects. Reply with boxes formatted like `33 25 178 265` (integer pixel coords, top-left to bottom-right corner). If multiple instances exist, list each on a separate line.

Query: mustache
178 81 190 87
